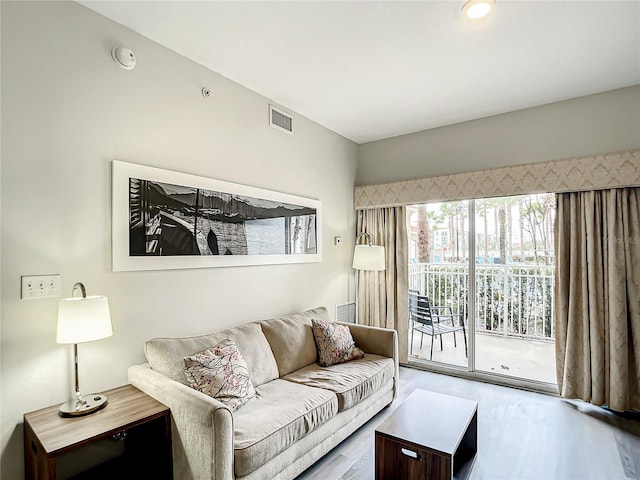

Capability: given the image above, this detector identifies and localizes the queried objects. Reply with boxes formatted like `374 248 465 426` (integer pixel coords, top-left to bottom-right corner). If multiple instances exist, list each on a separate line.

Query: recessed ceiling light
462 0 495 20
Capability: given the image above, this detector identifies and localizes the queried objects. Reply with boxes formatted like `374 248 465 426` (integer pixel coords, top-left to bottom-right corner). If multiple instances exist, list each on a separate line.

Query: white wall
0 2 357 478
357 85 640 185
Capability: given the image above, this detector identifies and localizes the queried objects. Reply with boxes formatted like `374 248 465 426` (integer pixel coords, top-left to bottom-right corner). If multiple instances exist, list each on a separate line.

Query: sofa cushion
282 354 394 411
260 307 330 377
233 378 338 477
311 318 365 367
145 322 279 387
183 339 256 412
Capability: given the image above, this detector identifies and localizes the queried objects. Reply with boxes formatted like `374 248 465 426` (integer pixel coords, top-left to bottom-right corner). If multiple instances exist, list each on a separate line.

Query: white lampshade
352 244 386 271
57 296 113 344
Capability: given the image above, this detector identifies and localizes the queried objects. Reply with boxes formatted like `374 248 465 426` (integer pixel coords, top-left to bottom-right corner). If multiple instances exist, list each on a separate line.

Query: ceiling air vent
269 105 293 135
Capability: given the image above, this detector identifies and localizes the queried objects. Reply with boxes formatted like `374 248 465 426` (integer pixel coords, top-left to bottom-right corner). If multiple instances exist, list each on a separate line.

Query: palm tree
518 199 526 261
498 205 506 263
521 193 555 264
481 200 489 259
438 202 466 262
417 204 431 263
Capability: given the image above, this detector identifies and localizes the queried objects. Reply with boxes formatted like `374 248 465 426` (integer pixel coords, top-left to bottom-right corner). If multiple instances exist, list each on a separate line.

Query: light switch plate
21 275 61 299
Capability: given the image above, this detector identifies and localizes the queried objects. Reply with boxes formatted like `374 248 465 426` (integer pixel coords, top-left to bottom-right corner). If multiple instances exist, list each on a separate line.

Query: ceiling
81 1 640 144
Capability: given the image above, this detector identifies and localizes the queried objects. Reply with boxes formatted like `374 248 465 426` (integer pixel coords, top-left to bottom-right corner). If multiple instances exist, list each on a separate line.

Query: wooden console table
375 389 477 480
24 384 172 479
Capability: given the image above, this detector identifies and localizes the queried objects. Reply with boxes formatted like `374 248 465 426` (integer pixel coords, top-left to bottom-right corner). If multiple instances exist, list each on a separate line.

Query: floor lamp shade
352 244 385 271
57 296 113 344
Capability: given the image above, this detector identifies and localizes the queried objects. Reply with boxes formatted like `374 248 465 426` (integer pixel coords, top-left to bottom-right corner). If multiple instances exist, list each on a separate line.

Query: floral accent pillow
311 318 365 367
183 338 256 412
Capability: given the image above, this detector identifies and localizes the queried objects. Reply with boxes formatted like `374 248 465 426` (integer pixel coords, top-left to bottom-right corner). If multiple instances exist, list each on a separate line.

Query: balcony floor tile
409 331 556 384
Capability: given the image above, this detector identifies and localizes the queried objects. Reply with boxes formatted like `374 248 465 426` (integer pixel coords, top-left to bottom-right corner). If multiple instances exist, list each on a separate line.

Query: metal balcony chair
409 290 468 360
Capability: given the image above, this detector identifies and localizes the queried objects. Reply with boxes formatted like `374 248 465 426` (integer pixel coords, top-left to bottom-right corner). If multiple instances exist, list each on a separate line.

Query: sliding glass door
407 194 556 387
473 195 556 383
408 201 469 369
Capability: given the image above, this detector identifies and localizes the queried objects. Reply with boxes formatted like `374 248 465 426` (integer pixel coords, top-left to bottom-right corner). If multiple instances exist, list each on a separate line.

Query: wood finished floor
295 366 640 480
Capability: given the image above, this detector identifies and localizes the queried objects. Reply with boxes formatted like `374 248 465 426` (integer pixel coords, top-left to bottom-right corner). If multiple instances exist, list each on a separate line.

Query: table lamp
57 282 113 417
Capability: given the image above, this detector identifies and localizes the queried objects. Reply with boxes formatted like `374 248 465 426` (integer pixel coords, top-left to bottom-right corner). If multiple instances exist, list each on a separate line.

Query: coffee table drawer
376 434 452 480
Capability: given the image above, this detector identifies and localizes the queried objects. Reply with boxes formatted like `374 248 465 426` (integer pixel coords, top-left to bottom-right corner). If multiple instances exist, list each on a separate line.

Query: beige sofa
128 307 399 480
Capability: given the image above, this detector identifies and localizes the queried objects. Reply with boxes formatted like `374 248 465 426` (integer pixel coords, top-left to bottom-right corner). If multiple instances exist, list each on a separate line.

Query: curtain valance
355 149 640 210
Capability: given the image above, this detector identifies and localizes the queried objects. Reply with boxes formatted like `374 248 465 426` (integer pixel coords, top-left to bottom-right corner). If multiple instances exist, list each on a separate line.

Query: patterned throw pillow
183 338 256 412
311 318 365 367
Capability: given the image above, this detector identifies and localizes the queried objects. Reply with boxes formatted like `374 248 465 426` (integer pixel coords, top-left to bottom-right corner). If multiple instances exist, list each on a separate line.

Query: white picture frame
112 160 322 272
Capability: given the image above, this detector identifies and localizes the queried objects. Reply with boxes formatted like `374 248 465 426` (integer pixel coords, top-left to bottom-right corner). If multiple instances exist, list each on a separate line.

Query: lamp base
59 394 108 417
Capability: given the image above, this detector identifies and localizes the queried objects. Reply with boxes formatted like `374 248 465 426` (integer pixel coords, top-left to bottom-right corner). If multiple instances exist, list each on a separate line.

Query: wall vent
269 105 293 135
336 302 356 324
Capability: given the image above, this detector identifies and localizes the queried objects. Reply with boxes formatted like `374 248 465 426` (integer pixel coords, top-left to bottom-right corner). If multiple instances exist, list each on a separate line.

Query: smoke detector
111 46 136 70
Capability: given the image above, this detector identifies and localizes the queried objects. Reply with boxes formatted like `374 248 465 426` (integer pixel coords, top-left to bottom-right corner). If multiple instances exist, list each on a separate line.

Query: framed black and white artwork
112 160 321 271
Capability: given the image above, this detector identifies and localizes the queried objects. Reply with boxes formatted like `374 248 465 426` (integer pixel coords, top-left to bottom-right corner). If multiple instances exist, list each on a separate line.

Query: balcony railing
409 263 555 341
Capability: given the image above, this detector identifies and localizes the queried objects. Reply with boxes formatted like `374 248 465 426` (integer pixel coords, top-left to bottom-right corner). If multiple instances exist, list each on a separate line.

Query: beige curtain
555 188 640 412
356 207 409 363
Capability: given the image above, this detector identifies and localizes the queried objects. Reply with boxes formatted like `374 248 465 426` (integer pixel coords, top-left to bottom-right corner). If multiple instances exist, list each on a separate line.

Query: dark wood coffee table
375 389 477 480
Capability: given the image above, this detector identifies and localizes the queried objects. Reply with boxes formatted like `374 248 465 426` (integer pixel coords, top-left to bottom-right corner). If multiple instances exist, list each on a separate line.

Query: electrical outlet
21 275 61 300
334 236 343 246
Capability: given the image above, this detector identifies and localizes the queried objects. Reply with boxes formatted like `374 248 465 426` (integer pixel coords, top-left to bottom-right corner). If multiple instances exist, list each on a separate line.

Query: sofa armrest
341 323 399 401
128 364 234 480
